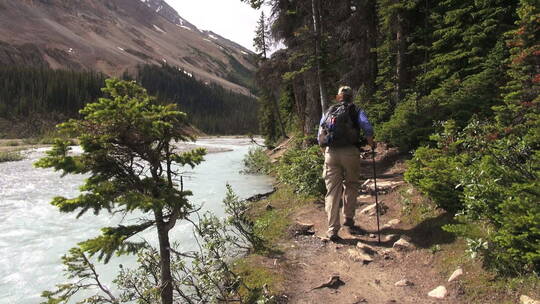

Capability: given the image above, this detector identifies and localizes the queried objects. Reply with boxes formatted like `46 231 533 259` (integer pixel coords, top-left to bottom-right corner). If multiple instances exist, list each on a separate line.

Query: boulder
521 295 540 304
428 286 447 299
448 267 463 282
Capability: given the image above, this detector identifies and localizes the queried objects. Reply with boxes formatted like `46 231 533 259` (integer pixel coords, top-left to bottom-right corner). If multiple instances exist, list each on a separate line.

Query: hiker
318 86 375 242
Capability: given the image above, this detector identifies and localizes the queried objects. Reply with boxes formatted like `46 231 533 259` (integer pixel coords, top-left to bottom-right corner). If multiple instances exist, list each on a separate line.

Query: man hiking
318 86 375 242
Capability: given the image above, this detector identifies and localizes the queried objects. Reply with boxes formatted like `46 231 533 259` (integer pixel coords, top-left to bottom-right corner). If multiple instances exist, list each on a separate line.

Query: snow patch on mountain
153 25 166 33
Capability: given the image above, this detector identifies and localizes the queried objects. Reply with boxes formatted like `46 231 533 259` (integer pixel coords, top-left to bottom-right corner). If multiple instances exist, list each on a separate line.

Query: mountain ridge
0 0 256 94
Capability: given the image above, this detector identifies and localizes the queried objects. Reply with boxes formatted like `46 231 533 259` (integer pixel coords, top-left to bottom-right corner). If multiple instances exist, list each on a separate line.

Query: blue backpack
318 102 360 147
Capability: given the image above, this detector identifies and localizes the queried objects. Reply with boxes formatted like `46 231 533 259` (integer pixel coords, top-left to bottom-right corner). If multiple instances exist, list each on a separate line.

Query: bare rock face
428 286 448 299
521 295 540 304
448 267 463 282
394 279 414 287
393 238 414 251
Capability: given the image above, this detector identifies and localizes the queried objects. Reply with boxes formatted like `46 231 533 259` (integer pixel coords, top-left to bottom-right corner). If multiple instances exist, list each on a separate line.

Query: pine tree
35 79 206 304
253 11 270 60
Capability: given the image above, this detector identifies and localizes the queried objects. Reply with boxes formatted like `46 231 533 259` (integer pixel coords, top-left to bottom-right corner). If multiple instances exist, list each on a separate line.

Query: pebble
428 285 448 299
448 267 463 282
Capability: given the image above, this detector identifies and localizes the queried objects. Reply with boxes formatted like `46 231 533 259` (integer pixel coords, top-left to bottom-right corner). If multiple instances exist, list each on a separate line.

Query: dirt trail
274 147 463 304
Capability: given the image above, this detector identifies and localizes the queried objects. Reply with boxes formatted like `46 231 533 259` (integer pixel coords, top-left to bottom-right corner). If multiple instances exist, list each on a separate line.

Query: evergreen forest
247 0 539 276
0 65 258 137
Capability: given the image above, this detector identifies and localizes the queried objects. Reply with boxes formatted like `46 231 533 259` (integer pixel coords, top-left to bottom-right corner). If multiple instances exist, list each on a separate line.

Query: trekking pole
371 147 381 244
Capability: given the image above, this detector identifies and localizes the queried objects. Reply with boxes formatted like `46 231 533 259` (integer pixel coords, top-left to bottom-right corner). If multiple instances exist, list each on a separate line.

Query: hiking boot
346 225 366 235
343 218 365 235
328 234 342 243
343 217 355 227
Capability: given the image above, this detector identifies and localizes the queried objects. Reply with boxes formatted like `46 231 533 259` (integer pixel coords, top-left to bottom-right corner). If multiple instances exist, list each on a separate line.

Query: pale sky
167 0 271 52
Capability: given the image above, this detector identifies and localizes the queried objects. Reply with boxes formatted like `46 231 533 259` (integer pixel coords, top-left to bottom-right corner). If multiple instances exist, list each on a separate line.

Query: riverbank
238 144 540 303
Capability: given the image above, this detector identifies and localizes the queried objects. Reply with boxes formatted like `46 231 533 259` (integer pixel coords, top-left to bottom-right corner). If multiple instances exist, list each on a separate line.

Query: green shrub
242 147 272 174
377 94 438 151
276 145 325 196
405 146 464 213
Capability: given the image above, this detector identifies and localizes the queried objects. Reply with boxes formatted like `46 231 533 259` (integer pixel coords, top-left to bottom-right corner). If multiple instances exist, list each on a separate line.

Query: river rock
393 238 414 251
428 286 448 299
448 267 463 282
348 248 373 264
521 295 540 304
394 279 414 287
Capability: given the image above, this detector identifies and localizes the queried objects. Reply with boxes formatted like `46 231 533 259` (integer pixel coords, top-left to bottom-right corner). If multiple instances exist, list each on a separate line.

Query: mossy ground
233 186 316 301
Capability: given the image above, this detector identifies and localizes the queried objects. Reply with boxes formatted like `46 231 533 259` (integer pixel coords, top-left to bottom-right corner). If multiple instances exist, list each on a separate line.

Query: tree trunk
303 71 322 145
395 9 406 107
271 89 287 138
156 213 173 304
312 0 328 113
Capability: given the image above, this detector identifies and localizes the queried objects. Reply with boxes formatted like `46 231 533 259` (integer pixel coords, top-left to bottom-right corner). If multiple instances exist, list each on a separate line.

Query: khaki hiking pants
323 146 361 236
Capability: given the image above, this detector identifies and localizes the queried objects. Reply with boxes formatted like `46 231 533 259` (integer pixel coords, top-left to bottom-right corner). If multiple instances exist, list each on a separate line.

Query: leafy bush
409 117 540 275
276 145 325 196
242 146 272 174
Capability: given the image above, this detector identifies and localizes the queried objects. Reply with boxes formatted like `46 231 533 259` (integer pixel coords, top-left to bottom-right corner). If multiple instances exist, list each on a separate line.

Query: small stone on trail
521 295 540 304
428 286 448 299
448 267 463 282
384 234 400 242
394 279 414 287
360 203 377 215
357 194 371 201
374 279 381 285
360 202 388 216
383 219 401 229
357 243 378 255
353 295 368 303
290 221 315 236
312 274 345 290
369 233 377 238
348 248 373 264
393 238 414 251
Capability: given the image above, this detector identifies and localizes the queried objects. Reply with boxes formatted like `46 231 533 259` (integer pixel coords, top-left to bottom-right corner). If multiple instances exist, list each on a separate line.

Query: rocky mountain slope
0 0 256 94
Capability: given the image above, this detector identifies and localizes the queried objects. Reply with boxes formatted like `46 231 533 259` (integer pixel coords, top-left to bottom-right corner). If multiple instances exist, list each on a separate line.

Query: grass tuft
0 151 24 162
